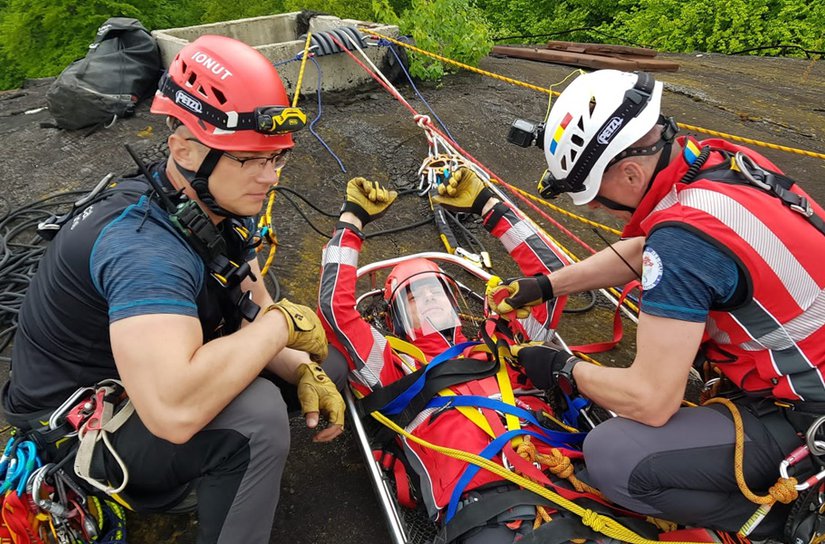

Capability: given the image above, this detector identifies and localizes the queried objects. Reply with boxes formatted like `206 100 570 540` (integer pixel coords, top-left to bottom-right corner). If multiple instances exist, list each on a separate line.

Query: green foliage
281 0 374 21
476 0 618 44
1 0 821 91
0 0 202 90
199 0 284 24
372 0 401 26
398 0 493 80
601 0 825 54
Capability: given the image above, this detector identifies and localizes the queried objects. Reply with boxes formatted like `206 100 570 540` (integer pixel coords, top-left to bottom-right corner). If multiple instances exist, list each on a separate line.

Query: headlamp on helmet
537 169 576 200
255 106 307 134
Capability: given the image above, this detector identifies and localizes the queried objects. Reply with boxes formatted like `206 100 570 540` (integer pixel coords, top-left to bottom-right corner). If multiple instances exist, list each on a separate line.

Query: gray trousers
582 404 806 539
95 349 348 544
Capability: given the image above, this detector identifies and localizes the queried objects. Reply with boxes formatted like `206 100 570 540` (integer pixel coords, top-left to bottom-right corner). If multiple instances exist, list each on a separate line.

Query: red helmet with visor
384 259 462 341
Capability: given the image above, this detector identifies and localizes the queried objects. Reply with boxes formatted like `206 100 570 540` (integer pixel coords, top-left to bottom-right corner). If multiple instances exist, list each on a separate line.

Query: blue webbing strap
445 427 569 522
426 396 586 446
380 341 479 415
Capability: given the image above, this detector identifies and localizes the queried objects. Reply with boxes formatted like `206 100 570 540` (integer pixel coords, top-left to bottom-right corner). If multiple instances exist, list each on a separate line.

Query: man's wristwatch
554 356 580 397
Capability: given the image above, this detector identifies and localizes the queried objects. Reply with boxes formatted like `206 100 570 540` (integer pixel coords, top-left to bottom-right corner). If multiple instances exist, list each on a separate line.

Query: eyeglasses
186 138 291 172
221 149 291 172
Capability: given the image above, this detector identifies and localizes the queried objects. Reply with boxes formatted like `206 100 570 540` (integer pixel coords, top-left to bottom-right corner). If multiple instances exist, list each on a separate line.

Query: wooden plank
611 54 681 71
491 46 680 72
546 40 658 58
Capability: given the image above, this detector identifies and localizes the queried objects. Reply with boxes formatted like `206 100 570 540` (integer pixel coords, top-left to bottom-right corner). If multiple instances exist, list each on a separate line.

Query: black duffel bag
46 17 162 130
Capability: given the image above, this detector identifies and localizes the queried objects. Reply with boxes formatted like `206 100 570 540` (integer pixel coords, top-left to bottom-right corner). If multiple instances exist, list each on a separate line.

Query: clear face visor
390 273 462 341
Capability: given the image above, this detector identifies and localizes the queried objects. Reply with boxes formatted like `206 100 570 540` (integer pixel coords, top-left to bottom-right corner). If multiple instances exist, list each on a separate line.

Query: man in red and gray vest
487 69 825 541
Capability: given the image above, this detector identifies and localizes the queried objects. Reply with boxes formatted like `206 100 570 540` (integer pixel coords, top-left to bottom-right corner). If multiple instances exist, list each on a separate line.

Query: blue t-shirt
639 226 739 323
90 196 205 322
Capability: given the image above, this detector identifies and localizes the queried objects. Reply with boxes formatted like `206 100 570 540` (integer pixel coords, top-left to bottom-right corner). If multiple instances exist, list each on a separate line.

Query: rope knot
769 478 799 504
542 448 574 479
414 114 432 128
516 436 537 463
581 510 605 532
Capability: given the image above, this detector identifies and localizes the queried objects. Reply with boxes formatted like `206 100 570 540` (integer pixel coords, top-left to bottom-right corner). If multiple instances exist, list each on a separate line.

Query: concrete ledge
152 13 399 95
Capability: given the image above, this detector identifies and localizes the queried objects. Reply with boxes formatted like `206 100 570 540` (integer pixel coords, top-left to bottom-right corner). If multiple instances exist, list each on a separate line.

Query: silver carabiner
779 443 825 491
734 152 771 191
48 386 96 432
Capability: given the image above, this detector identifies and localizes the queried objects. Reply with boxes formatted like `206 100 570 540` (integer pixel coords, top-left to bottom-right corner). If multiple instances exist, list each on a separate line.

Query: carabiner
779 443 825 491
48 386 96 432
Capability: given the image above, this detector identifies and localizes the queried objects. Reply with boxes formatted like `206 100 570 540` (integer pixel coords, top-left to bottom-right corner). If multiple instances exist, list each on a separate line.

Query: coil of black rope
271 185 436 240
0 190 89 360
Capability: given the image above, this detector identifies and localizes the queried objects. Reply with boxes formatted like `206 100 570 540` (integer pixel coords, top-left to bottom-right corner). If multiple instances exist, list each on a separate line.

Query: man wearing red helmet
3 35 345 543
317 175 592 543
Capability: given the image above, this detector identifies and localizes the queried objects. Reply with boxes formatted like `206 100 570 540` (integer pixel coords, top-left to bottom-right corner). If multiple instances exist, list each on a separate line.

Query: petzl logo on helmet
175 91 202 114
597 117 624 145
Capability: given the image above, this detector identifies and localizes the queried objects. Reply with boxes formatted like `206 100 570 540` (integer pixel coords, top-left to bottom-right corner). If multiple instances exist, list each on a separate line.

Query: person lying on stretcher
316 172 630 543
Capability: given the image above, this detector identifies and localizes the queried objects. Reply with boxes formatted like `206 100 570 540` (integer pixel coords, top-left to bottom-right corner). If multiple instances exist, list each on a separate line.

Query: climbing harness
0 424 128 543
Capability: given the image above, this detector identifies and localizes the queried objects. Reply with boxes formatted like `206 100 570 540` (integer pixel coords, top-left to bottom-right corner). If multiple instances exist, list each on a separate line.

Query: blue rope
309 57 347 173
386 43 457 143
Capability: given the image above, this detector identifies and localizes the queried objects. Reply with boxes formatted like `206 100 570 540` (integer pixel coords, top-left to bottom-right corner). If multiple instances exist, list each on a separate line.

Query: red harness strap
373 451 417 509
567 281 641 354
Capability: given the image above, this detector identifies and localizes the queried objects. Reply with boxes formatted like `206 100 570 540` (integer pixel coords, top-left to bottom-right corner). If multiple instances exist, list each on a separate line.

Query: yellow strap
438 389 496 438
387 336 428 366
387 335 510 440
370 410 706 544
108 492 133 511
495 350 522 447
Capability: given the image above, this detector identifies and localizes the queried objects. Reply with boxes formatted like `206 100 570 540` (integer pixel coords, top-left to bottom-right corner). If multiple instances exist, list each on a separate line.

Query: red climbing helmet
384 259 462 341
151 35 297 151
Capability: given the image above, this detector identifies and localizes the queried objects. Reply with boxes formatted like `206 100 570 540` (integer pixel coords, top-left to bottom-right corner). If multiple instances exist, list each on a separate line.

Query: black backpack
46 17 162 130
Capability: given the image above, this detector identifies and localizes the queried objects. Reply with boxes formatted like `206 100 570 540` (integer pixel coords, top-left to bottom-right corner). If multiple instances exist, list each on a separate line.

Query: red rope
329 35 597 255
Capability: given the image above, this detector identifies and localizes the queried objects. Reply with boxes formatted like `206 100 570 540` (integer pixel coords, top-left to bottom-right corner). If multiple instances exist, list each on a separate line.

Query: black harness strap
681 149 825 237
358 356 500 444
437 489 554 543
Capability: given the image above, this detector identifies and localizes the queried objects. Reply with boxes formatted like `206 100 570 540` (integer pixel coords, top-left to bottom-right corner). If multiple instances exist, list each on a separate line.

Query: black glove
487 275 554 319
513 342 579 390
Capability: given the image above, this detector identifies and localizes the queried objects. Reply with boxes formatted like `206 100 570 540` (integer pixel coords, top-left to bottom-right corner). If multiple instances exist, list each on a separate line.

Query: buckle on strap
790 196 815 218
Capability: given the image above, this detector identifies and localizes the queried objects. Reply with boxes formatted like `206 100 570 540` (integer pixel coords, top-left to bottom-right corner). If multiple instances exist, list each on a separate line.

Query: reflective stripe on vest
645 182 825 401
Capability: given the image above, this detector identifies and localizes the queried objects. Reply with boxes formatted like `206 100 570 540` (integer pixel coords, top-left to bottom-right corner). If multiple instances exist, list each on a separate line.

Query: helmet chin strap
595 126 676 215
174 148 241 219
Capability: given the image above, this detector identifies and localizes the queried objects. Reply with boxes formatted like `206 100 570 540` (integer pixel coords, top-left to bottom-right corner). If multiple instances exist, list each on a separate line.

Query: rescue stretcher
346 251 580 544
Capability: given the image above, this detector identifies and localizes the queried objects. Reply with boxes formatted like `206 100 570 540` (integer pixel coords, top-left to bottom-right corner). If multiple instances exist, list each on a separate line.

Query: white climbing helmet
541 70 663 205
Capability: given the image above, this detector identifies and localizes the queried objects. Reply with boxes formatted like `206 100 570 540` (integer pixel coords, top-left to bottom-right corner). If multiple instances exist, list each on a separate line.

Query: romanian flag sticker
684 139 701 164
549 113 573 155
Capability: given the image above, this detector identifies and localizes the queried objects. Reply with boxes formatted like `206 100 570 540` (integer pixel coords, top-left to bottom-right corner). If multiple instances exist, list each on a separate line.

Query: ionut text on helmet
151 35 307 217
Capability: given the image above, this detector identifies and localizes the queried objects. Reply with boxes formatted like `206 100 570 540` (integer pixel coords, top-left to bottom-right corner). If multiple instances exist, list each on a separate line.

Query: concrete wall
152 13 400 96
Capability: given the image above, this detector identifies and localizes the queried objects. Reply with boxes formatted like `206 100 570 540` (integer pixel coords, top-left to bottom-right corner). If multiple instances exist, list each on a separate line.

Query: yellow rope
517 436 602 496
361 29 558 96
363 29 825 162
371 410 708 544
292 31 313 106
704 397 799 506
489 178 622 236
572 352 603 367
703 397 799 536
677 123 825 160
